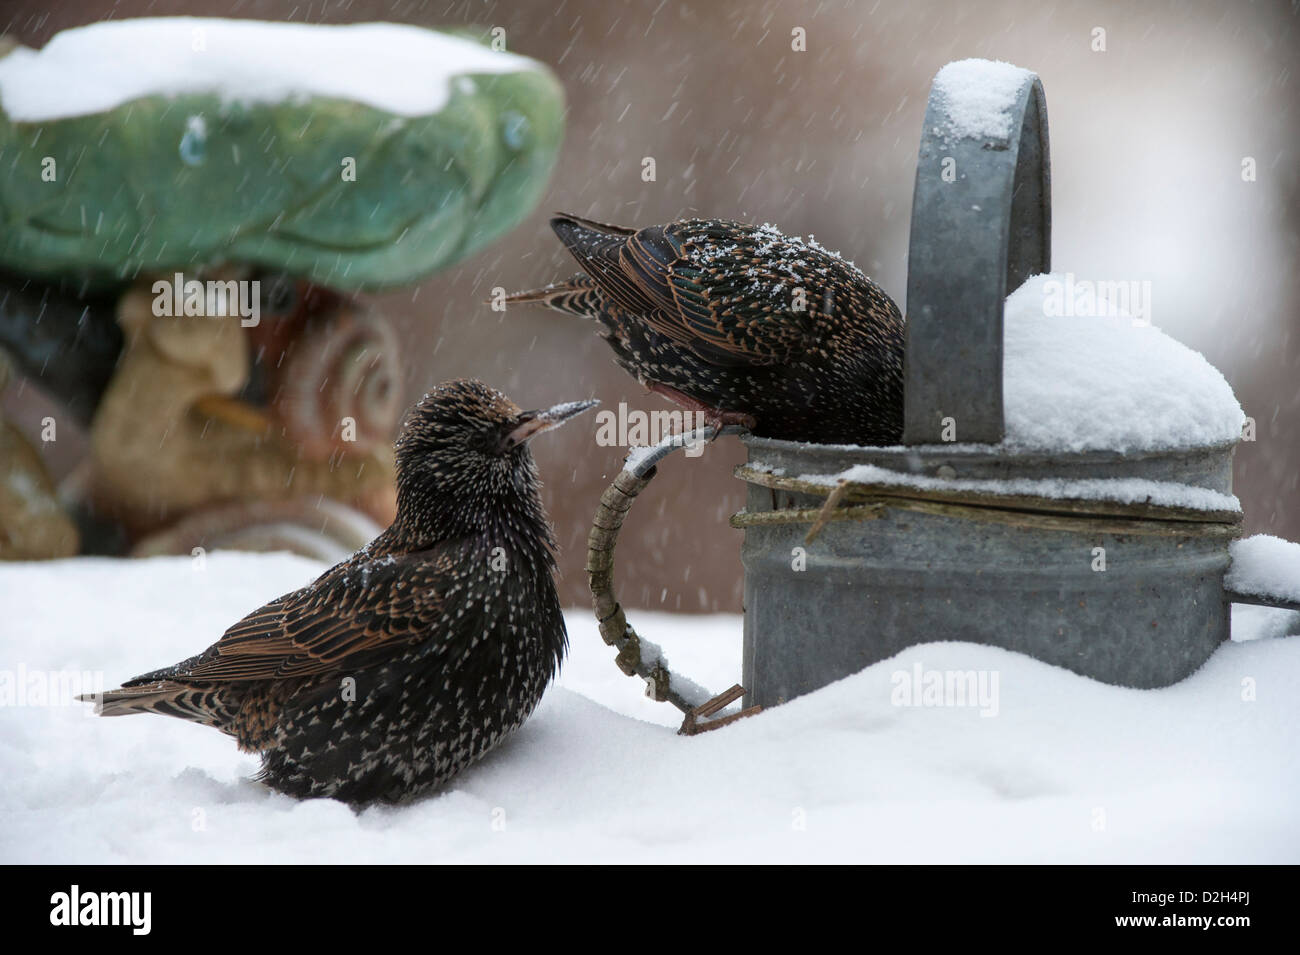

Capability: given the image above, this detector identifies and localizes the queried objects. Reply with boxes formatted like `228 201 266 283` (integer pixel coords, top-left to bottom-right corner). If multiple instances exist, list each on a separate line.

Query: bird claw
644 381 755 440
702 409 757 439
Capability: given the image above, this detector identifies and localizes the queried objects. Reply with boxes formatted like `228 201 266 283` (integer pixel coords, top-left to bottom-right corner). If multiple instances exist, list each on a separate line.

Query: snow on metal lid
0 18 540 122
1002 274 1244 453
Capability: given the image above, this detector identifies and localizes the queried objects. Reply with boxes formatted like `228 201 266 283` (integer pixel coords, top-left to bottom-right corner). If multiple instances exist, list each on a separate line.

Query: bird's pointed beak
507 399 599 445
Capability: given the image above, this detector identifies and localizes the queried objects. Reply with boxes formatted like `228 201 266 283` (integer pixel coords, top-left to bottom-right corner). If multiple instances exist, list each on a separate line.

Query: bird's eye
465 428 502 456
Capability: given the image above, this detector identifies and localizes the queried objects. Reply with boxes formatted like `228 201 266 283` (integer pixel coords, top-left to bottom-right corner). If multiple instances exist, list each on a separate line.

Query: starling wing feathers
551 215 817 367
122 548 462 685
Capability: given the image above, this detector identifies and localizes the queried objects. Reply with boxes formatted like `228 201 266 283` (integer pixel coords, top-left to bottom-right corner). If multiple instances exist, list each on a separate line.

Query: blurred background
3 0 1297 610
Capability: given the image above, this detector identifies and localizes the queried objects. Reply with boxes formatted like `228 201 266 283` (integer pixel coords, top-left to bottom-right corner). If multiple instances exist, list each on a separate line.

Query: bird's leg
644 381 756 439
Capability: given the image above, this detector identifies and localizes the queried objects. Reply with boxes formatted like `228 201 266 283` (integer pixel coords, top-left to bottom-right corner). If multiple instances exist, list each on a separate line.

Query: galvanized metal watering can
587 60 1300 728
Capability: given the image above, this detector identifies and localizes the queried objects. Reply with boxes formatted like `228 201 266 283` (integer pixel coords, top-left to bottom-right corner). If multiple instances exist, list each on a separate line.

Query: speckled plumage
83 379 596 804
510 215 905 445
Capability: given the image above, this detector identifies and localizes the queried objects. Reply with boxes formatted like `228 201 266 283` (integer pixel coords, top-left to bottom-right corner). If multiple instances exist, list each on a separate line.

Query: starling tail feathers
502 276 603 318
82 682 235 728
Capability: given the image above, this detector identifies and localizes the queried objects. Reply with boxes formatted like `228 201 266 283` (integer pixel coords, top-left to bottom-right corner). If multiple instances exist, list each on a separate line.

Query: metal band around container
730 466 1243 543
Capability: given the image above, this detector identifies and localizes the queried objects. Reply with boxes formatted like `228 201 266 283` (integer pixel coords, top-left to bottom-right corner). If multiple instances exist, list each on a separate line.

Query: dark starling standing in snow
81 379 597 804
507 215 905 445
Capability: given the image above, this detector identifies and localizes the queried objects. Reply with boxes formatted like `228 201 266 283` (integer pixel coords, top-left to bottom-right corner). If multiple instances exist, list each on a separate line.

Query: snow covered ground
2 552 1298 864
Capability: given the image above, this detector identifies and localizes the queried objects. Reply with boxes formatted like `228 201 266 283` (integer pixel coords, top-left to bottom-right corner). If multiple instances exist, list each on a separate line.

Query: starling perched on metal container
508 215 905 445
80 379 597 804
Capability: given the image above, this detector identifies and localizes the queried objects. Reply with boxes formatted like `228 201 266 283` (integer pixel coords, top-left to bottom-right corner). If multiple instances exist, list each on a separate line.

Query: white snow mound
1001 274 1245 452
1226 535 1300 605
1 553 1298 863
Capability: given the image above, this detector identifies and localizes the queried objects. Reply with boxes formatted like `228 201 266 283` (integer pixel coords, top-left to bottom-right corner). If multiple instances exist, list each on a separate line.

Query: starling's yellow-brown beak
506 399 599 445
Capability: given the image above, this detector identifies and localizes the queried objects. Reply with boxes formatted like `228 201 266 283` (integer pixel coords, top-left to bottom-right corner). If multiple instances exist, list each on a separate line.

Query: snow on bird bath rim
0 18 541 122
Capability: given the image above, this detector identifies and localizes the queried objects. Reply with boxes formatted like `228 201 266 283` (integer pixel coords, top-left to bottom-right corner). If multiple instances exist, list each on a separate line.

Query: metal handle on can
903 63 1052 445
587 425 763 734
